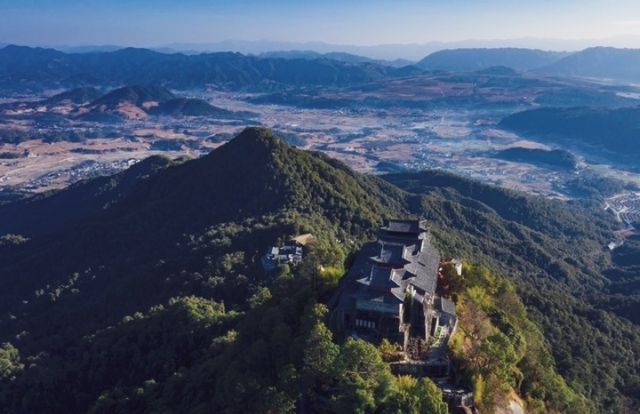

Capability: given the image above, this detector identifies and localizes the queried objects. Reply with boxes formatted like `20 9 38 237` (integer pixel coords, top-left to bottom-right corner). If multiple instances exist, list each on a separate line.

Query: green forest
0 128 638 413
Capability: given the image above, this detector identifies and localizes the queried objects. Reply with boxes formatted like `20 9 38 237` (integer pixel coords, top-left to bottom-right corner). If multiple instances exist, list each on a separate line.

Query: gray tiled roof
363 230 438 296
357 266 401 289
381 219 427 233
370 241 411 265
339 219 440 319
404 243 440 294
354 290 404 305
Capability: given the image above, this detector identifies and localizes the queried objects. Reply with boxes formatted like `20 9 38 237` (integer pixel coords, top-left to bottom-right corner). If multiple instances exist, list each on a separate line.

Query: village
606 192 640 229
3 79 624 202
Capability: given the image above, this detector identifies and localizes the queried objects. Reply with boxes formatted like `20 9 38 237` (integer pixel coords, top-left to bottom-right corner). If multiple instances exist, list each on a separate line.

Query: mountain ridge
0 128 637 412
538 46 640 82
417 47 569 71
0 45 390 92
89 85 176 108
4 44 640 92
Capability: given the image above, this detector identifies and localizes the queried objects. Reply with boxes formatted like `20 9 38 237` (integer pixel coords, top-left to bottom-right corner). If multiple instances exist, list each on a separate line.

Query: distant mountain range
0 45 389 93
417 46 640 83
538 47 640 83
2 45 640 93
258 50 413 67
417 48 569 71
51 36 640 60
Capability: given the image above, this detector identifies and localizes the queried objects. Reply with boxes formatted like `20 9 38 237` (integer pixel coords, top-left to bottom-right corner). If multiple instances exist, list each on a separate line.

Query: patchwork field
2 71 640 202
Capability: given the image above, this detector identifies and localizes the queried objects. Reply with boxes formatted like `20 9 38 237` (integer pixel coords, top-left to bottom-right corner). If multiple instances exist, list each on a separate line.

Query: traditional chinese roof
339 219 440 320
369 241 411 266
380 219 428 234
354 288 405 307
403 244 440 294
355 222 438 299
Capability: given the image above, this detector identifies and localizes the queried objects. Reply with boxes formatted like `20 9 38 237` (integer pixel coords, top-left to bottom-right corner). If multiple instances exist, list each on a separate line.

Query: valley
1 44 640 413
3 70 640 203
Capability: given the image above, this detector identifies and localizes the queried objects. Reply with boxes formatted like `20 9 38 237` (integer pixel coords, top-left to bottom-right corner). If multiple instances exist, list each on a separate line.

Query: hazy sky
2 0 640 47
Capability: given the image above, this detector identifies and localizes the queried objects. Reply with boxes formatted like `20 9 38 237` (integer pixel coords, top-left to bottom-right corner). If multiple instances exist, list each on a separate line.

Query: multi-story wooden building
337 219 453 348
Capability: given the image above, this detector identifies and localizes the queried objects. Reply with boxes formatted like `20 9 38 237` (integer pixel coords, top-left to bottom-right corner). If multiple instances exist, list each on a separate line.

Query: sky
2 0 640 56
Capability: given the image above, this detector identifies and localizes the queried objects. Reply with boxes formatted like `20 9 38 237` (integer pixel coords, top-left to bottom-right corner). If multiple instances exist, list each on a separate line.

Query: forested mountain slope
0 128 401 346
385 170 639 412
500 106 640 164
0 128 637 413
0 155 175 237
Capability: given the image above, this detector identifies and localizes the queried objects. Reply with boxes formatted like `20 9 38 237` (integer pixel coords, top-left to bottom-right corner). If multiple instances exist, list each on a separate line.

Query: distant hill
0 86 103 115
500 106 640 164
44 87 103 105
473 65 520 76
0 45 390 92
0 83 250 124
259 50 413 67
417 48 568 71
538 47 640 83
0 45 77 93
90 85 176 109
534 86 638 108
84 85 176 120
147 97 234 117
82 85 250 120
493 147 578 170
387 64 426 78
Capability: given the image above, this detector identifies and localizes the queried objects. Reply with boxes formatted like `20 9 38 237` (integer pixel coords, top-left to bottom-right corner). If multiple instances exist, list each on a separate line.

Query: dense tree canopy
0 128 636 413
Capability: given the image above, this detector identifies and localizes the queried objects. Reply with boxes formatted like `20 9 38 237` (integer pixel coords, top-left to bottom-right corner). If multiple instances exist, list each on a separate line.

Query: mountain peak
199 127 290 180
233 127 284 147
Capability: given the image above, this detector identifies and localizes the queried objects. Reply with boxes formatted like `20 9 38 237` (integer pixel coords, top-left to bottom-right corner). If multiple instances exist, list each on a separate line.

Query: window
356 319 376 329
356 319 375 328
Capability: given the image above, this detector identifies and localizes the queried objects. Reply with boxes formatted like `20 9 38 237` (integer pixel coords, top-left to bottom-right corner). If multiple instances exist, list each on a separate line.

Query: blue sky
2 0 640 47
